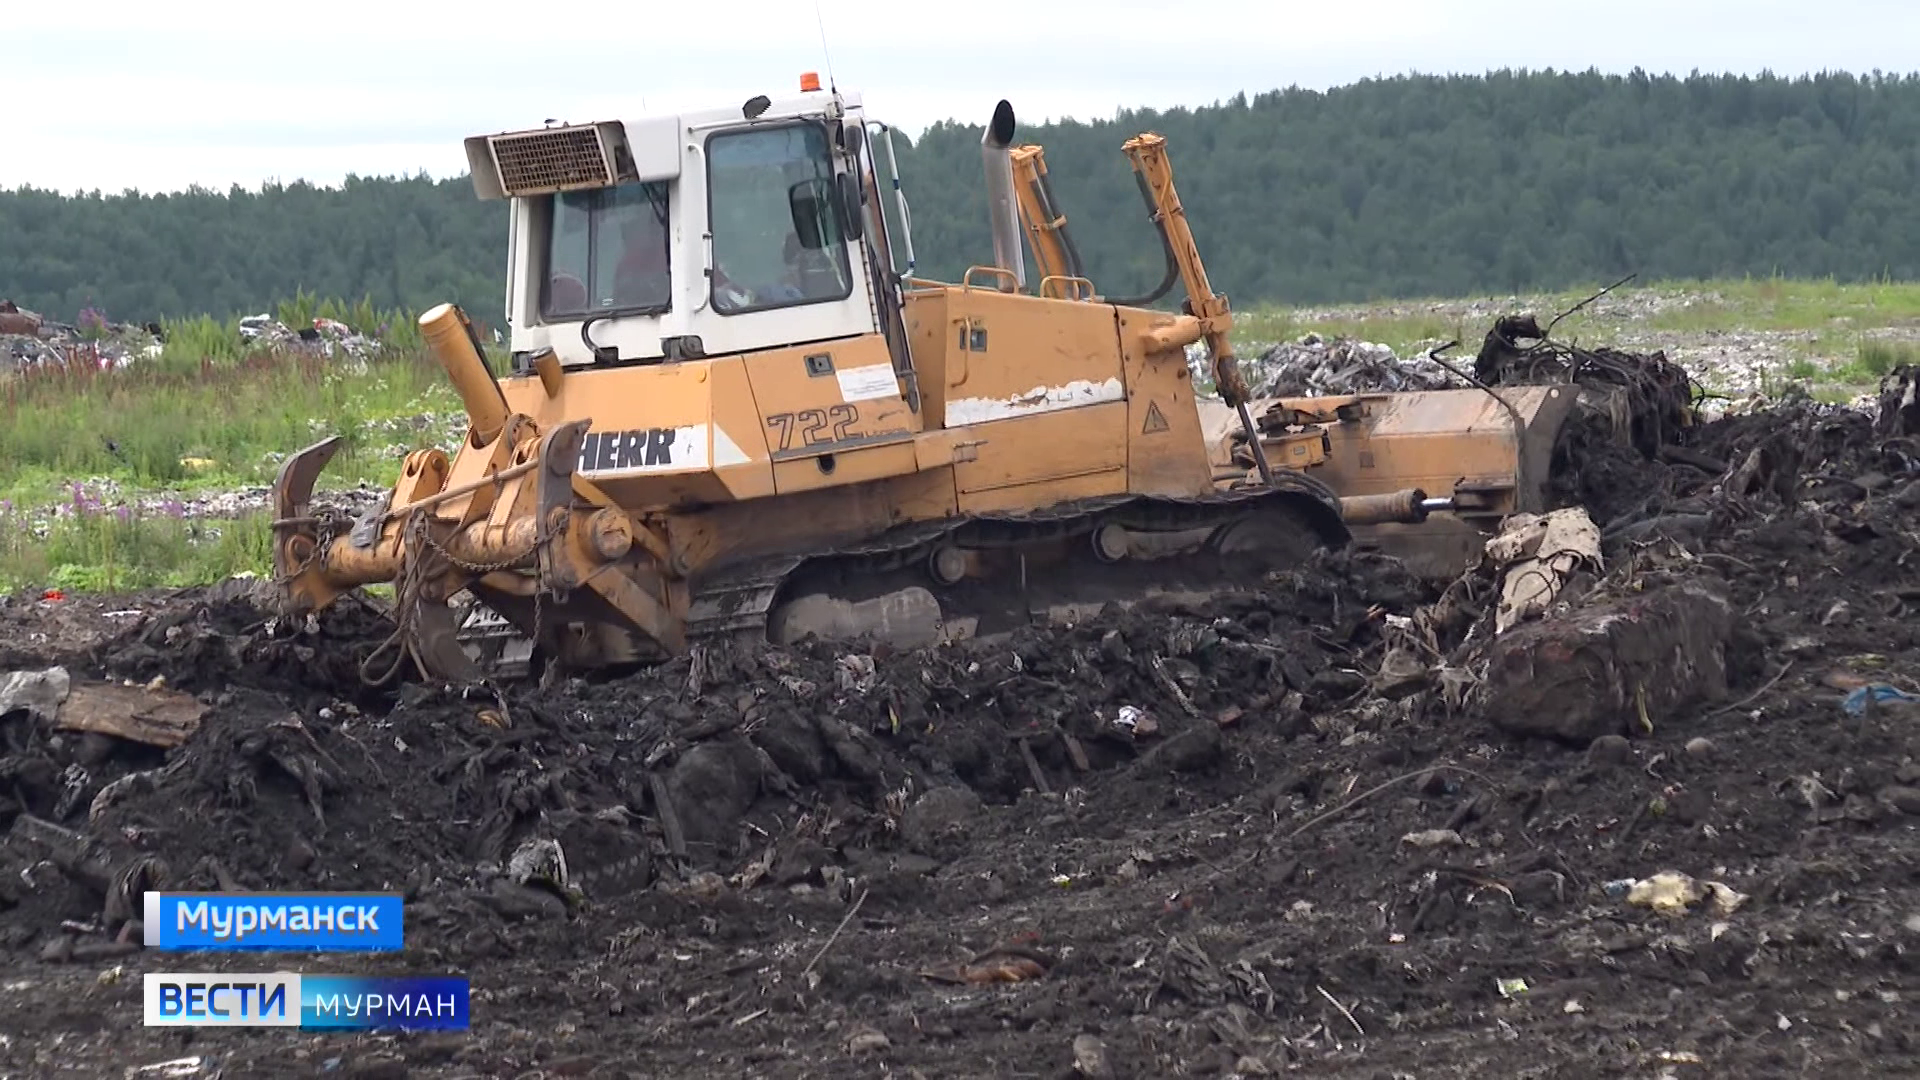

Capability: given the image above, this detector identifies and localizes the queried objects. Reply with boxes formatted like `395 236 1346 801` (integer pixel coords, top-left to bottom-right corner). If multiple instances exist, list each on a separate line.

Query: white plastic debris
835 655 877 694
126 1058 206 1078
1486 507 1603 633
0 666 71 723
507 837 570 892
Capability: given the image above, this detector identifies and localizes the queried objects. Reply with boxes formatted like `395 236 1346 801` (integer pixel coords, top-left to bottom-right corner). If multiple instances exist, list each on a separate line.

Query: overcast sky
10 0 1919 194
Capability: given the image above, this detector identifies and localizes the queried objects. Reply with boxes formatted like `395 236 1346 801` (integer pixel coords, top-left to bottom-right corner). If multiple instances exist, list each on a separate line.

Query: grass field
4 275 1917 594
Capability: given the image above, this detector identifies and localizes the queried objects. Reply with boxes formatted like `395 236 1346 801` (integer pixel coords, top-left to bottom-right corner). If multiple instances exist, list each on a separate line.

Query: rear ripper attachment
270 303 683 685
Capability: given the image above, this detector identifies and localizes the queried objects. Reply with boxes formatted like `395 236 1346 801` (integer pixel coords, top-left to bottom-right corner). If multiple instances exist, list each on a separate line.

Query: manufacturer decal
578 426 706 475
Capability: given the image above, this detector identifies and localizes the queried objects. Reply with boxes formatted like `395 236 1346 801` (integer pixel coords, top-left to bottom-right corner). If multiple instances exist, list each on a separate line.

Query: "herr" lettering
579 429 677 472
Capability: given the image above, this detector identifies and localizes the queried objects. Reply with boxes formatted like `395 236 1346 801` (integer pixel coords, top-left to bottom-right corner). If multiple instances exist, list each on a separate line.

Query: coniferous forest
4 69 1919 323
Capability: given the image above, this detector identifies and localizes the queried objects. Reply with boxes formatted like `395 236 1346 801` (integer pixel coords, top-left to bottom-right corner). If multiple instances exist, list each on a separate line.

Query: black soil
3 364 1919 1078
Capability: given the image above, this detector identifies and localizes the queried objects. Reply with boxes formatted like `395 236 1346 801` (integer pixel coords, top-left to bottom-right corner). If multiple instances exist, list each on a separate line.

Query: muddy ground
3 357 1920 1078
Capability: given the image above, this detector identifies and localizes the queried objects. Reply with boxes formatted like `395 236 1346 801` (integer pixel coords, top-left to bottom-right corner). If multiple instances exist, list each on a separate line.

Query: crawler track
455 474 1350 676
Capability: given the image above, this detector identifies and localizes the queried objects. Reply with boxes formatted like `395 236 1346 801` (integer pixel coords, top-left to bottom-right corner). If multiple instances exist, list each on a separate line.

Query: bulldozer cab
467 80 901 371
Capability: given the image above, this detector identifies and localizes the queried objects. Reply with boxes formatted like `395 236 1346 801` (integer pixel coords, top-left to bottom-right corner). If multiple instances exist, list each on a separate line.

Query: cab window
706 123 853 315
541 181 671 320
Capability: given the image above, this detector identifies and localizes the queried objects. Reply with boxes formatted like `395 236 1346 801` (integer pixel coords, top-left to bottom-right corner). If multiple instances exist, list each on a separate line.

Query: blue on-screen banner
144 973 470 1030
142 892 404 951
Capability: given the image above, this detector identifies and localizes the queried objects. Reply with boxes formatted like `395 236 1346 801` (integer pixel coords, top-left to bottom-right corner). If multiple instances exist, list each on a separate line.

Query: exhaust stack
981 100 1025 290
420 303 509 447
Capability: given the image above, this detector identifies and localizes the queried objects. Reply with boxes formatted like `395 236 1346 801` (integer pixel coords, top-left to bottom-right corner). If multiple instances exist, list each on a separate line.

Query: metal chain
353 507 567 686
271 513 344 588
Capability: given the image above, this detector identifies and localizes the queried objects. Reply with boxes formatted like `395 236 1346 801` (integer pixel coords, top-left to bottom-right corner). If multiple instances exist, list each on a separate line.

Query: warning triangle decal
1142 399 1170 434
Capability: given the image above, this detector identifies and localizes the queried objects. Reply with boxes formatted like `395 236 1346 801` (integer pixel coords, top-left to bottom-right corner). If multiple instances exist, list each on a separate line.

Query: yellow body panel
667 464 960 575
930 288 1126 431
958 467 1129 515
497 334 930 508
1114 308 1215 497
953 402 1129 495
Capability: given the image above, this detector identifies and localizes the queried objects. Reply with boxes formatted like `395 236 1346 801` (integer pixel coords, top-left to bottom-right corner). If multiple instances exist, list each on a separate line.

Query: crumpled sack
1624 870 1748 917
0 665 72 723
1485 507 1602 633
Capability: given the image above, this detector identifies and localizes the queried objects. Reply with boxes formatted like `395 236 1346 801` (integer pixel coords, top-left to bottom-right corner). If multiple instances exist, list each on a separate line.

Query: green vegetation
0 504 271 594
1639 277 1920 335
0 297 468 594
8 71 1920 323
0 324 456 499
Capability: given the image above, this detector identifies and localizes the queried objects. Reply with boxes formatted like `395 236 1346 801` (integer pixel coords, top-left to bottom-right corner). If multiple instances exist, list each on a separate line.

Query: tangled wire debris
1472 313 1705 457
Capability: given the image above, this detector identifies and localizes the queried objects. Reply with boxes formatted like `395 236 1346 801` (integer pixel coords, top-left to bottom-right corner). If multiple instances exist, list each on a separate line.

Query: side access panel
937 286 1130 497
1114 308 1215 497
740 334 924 497
953 401 1130 511
939 288 1125 429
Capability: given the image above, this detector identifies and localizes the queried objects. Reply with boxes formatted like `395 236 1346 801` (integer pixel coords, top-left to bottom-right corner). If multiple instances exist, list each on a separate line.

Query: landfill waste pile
237 313 387 363
0 299 164 371
1244 332 1464 396
0 300 393 375
1 321 1918 1078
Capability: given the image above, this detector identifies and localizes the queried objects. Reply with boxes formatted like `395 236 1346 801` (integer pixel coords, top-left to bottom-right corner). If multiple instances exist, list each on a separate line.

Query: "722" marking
766 403 857 451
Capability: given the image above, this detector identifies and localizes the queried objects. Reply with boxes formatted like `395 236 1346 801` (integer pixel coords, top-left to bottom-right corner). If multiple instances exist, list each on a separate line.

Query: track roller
928 544 968 585
1088 522 1128 563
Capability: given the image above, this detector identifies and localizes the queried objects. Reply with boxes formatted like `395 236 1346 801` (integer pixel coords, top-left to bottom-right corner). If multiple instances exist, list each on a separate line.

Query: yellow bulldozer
270 80 1580 683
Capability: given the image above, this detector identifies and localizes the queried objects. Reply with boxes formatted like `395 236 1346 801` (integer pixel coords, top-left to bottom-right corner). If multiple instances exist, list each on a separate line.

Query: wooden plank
1016 738 1051 795
54 682 207 749
1061 733 1091 772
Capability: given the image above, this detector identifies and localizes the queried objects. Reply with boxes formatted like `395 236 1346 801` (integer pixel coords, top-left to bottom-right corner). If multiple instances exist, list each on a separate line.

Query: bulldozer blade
415 601 487 684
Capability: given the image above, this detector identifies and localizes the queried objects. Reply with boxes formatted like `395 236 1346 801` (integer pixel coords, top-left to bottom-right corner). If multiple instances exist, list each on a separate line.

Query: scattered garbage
1246 332 1463 397
237 313 384 363
0 665 206 749
0 299 160 372
1622 870 1750 917
920 944 1053 985
0 667 72 723
1484 506 1603 634
0 298 391 376
125 1057 208 1079
1842 683 1920 717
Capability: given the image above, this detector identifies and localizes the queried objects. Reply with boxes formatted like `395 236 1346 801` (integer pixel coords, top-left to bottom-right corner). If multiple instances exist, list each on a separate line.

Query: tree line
5 68 1920 324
